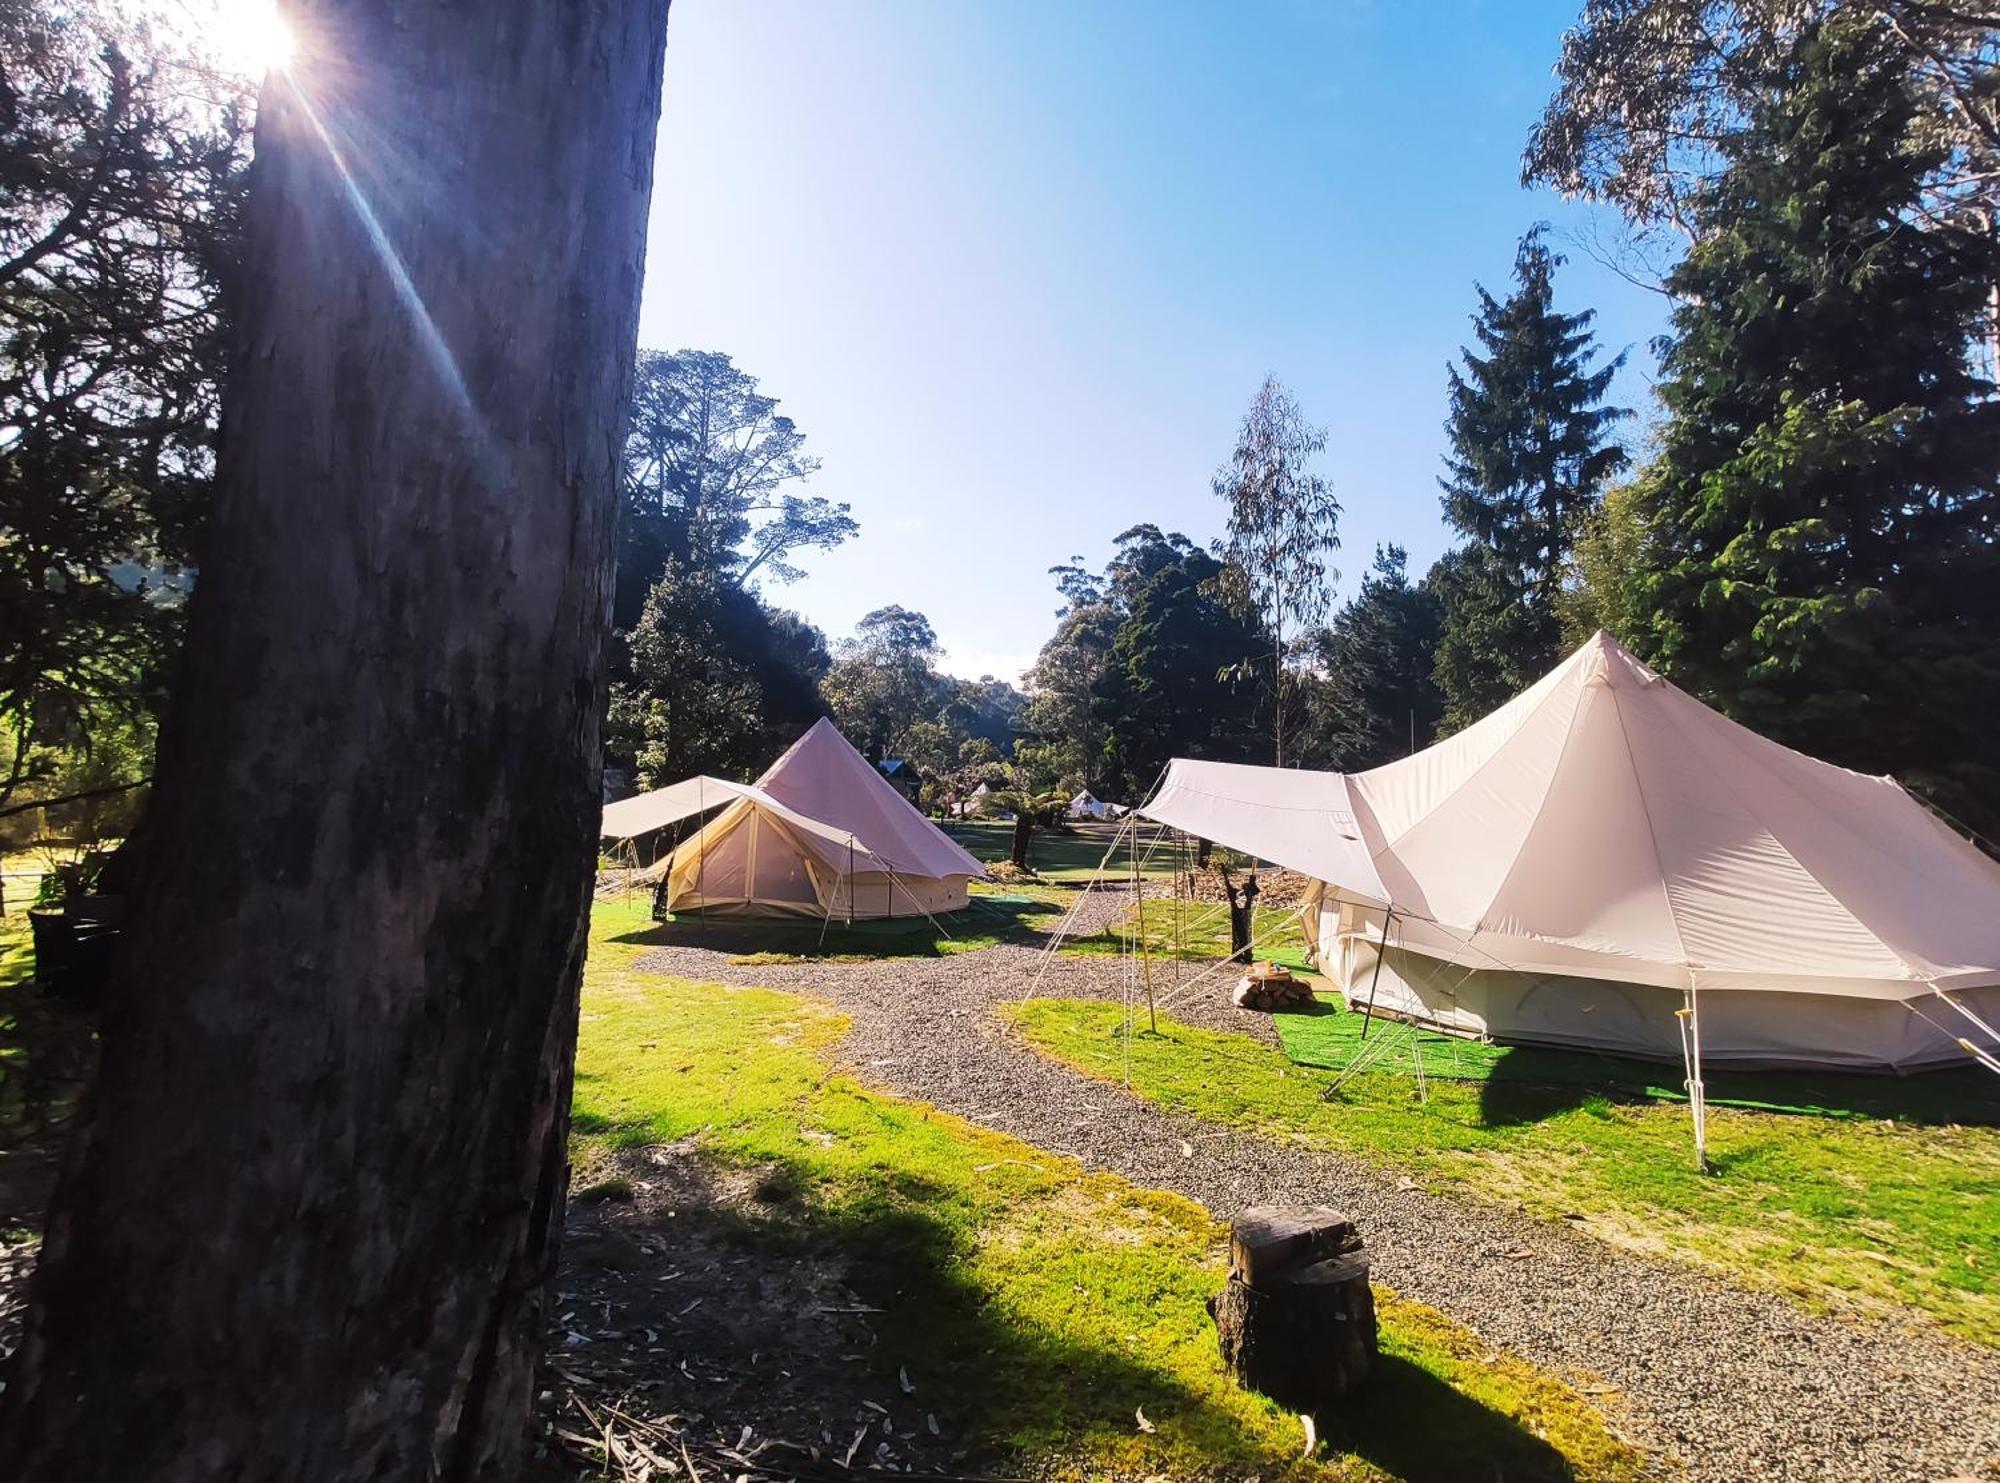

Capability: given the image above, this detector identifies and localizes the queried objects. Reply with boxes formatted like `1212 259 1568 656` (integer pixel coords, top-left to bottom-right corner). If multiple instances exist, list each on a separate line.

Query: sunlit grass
1006 998 2000 1345
576 897 1646 1479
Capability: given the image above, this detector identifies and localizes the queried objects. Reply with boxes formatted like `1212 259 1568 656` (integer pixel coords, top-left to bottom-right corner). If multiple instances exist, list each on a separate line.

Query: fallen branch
0 777 150 822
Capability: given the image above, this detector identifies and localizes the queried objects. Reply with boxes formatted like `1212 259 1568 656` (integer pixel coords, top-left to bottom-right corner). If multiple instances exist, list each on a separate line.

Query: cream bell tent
1139 632 2000 1074
600 719 986 920
1069 790 1114 820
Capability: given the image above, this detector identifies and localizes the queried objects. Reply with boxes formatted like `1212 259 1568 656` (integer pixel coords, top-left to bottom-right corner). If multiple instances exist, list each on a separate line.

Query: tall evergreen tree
1434 228 1627 725
1630 13 2000 833
1095 536 1264 801
1305 545 1443 771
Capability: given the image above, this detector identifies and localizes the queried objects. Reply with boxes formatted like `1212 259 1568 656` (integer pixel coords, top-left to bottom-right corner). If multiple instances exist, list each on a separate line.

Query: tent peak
1574 629 1663 689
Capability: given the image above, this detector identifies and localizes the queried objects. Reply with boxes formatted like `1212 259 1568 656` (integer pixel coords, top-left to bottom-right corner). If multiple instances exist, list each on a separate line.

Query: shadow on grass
584 1127 1586 1480
1272 997 2000 1129
610 895 1062 961
0 920 98 1229
1478 1040 2000 1129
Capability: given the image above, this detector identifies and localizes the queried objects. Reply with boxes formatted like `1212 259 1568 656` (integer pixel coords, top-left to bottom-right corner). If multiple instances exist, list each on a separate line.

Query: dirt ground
533 1144 989 1481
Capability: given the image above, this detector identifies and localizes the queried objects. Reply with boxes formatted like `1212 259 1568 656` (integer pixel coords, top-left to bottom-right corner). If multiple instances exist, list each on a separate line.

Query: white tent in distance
601 718 986 921
1141 632 2000 1074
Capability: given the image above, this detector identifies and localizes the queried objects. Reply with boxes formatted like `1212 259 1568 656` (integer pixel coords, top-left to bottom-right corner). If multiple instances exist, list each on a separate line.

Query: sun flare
206 0 296 77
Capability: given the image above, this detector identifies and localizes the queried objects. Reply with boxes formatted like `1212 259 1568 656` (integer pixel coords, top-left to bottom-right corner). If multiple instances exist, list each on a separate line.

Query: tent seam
1604 679 1697 980
1651 686 1927 984
1368 654 1579 850
1468 668 1591 936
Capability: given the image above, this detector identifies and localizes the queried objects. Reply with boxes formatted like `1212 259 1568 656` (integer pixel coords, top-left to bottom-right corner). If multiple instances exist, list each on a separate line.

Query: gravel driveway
636 893 2000 1482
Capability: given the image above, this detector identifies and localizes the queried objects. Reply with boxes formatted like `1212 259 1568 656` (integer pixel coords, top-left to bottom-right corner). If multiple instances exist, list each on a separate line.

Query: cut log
1210 1206 1376 1411
1231 965 1314 1012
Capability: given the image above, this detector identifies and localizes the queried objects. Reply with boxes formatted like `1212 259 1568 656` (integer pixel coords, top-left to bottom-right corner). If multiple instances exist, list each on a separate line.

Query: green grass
1273 998 2000 1123
0 907 95 1167
942 818 1203 884
635 884 1070 964
1006 999 2000 1345
1062 892 1317 972
577 898 1646 1480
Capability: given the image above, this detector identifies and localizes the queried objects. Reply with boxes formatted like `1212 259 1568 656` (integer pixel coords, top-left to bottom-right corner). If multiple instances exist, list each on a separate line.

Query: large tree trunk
0 4 670 1479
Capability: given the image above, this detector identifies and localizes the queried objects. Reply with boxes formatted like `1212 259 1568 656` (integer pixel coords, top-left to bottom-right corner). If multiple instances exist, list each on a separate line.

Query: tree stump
1209 1206 1376 1411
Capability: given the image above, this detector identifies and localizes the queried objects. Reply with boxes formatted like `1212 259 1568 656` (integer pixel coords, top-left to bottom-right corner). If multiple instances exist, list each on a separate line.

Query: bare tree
0 1 670 1477
1214 377 1341 768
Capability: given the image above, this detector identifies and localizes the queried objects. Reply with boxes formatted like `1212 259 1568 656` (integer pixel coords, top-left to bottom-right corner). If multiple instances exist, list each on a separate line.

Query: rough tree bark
0 3 670 1478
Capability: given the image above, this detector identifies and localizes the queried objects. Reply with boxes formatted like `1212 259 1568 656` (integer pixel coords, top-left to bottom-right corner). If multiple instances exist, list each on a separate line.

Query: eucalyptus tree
1213 377 1341 767
0 2 672 1476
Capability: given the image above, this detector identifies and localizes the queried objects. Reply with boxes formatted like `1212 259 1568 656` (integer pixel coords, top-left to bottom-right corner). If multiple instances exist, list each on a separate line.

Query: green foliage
1302 545 1444 770
1427 545 1553 727
1021 594 1120 787
1092 529 1265 801
1526 0 2000 241
821 605 945 761
609 559 827 786
1010 999 2000 1344
575 898 1647 1480
1433 228 1627 729
1213 378 1342 766
608 349 849 785
0 3 249 809
1555 478 1657 650
614 348 853 608
1626 15 2000 831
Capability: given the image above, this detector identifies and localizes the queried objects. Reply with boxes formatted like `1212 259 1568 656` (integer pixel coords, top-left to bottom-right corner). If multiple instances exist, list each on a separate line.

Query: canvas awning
600 776 751 841
601 773 882 865
1138 758 1391 907
1140 633 2000 1003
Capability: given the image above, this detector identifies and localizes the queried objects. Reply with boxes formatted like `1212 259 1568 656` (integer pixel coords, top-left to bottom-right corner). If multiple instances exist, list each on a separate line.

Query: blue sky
636 0 1671 682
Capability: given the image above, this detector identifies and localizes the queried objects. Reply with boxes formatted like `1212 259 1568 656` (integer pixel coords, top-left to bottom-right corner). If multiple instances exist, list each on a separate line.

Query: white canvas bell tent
1069 790 1114 820
599 719 986 920
1139 632 2000 1074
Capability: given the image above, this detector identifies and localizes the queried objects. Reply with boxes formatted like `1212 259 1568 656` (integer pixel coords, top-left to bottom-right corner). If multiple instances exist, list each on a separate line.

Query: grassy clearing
578 898 1647 1480
1006 999 2000 1345
1274 998 2000 1123
942 818 1190 884
632 884 1071 965
1062 891 1317 972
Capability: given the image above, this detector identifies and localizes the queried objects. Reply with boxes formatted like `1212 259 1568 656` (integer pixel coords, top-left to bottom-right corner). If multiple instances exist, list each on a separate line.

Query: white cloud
938 645 1034 685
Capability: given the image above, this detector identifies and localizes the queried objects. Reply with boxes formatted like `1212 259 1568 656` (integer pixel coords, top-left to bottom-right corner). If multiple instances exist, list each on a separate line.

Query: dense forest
6 0 1999 860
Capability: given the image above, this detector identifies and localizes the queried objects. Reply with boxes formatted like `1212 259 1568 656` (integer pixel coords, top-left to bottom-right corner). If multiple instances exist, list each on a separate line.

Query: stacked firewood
1231 962 1313 1011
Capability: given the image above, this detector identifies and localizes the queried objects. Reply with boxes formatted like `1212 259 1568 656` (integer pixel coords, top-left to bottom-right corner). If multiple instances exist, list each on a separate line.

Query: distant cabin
876 758 922 803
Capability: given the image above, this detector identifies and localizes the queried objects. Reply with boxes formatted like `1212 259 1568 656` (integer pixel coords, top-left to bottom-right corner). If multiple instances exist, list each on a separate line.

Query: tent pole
1358 906 1397 1040
1133 842 1156 1034
1677 986 1709 1173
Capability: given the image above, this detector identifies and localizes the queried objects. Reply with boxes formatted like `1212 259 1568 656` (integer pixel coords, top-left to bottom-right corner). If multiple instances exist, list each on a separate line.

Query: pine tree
1631 13 2000 833
1434 227 1627 726
1306 546 1443 770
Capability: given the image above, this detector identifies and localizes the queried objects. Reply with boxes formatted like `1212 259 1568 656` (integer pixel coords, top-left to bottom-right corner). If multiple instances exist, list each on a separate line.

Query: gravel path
637 895 2000 1482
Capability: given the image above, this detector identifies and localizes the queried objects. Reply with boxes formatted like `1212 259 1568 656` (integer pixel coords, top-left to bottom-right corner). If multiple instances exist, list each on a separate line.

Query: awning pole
1133 842 1157 1034
1358 906 1397 1041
